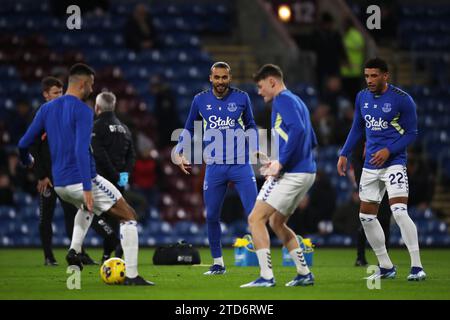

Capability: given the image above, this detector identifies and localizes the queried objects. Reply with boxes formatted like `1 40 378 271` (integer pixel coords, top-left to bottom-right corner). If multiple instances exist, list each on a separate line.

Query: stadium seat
228 220 250 237
52 236 70 247
146 221 173 236
173 221 201 236
0 206 17 219
389 235 402 246
153 235 176 245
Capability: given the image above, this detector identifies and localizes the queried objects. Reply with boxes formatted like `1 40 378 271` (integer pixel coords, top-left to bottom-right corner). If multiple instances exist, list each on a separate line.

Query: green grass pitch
1 247 449 300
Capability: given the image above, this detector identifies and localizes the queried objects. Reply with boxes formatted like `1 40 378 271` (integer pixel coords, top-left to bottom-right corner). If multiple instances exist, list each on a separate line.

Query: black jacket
29 107 52 181
91 112 136 185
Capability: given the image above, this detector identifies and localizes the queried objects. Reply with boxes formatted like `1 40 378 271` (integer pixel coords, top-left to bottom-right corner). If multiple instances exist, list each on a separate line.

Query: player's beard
368 83 379 94
214 84 229 97
367 78 388 94
371 83 386 95
82 86 92 101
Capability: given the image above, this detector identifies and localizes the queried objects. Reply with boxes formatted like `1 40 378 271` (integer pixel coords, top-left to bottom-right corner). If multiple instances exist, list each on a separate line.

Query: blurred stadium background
0 0 449 250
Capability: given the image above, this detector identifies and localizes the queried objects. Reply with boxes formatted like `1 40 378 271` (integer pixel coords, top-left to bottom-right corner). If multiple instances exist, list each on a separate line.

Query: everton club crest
382 103 392 113
227 102 237 112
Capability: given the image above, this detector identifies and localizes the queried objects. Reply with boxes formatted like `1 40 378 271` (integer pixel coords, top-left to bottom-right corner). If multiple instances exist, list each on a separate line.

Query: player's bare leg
269 211 314 286
241 201 277 287
389 197 425 280
108 197 137 221
248 200 276 250
108 197 154 285
269 212 311 275
268 212 297 251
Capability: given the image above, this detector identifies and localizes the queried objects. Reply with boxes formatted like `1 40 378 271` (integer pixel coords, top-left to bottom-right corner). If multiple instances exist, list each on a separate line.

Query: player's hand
264 160 283 177
259 161 271 176
83 191 94 213
337 156 348 176
254 151 270 165
369 148 390 167
37 177 53 194
174 153 191 175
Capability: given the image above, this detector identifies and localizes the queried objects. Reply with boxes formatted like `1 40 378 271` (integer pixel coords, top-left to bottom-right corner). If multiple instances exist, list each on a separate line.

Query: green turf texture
1 248 449 300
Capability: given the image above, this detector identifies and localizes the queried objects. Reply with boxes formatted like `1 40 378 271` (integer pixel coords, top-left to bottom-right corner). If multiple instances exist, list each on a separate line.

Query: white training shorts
54 175 122 215
257 172 316 216
359 164 409 203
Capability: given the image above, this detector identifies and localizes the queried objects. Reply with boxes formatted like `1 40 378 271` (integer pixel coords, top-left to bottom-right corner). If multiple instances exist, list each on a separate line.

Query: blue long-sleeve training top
340 84 418 169
18 95 97 190
176 87 259 164
271 89 317 173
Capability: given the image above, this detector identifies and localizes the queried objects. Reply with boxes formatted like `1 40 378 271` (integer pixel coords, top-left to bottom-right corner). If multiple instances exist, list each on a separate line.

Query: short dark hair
364 58 388 73
210 61 231 72
41 76 63 92
253 64 284 82
69 63 95 77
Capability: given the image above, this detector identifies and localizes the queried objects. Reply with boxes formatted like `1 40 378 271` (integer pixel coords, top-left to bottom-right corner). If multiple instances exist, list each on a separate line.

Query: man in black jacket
92 91 136 262
30 77 64 265
30 77 118 266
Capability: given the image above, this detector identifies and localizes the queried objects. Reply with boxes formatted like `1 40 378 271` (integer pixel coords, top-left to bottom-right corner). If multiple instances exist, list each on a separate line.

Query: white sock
359 213 393 269
391 204 422 268
256 248 274 280
213 257 224 267
289 247 310 275
120 220 139 278
70 209 93 253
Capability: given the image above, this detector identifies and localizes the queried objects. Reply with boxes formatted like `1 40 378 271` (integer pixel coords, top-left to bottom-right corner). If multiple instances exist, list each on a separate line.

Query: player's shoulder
63 95 93 116
230 86 249 97
192 88 211 104
80 102 94 116
354 88 372 107
275 89 297 105
389 85 409 97
58 94 87 105
389 85 414 103
39 100 51 112
356 88 370 99
39 95 63 113
357 88 370 95
42 95 64 107
74 96 93 112
389 85 415 106
194 88 211 99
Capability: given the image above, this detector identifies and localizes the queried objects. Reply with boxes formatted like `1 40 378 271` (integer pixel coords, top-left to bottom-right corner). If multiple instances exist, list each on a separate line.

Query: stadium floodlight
278 4 292 23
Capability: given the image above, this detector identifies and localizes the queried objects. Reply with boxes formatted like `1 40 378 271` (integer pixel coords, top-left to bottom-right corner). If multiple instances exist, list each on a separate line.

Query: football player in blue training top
240 64 317 288
337 57 426 281
174 62 259 275
18 63 153 285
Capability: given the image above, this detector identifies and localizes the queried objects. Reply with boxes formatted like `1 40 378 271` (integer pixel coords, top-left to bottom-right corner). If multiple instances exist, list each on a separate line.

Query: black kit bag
152 240 201 265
